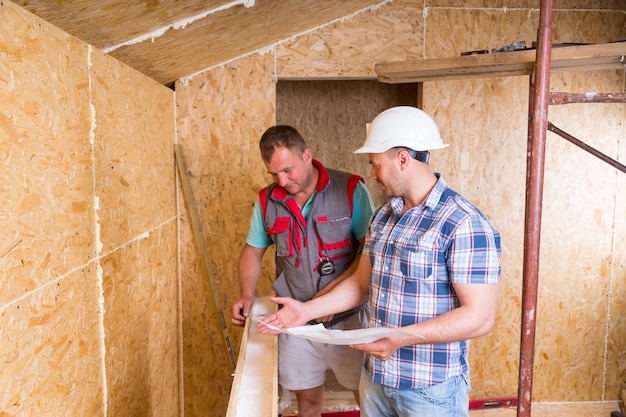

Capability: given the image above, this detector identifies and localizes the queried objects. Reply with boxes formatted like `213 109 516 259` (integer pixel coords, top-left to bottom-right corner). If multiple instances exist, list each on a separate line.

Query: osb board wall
175 53 276 417
421 4 625 402
175 1 625 415
276 0 426 79
1 2 180 416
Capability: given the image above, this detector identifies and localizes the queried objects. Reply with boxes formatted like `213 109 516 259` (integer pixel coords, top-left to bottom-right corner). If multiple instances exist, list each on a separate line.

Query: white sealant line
102 0 256 53
0 215 179 314
87 44 108 417
0 259 103 314
179 0 393 86
95 216 178 260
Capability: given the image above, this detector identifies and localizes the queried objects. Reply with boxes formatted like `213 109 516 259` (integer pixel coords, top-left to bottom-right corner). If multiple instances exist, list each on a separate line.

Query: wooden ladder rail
175 144 237 372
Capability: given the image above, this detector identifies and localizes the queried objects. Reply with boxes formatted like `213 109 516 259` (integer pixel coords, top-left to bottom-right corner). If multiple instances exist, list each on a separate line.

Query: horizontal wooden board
376 42 626 83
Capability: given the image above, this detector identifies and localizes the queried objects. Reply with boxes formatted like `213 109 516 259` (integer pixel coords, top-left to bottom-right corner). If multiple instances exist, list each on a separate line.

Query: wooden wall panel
90 46 180 417
0 268 104 417
420 9 537 402
1 3 102 416
422 4 625 403
425 9 538 58
90 49 176 255
102 221 180 417
534 71 622 402
276 0 425 79
2 2 181 416
175 52 276 417
429 0 624 7
606 117 626 397
0 1 94 306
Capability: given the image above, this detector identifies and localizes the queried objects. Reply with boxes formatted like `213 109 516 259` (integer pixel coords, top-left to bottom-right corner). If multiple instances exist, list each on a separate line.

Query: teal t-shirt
246 180 374 248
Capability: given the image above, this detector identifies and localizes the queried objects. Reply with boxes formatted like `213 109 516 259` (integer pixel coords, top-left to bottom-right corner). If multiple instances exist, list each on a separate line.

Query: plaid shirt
363 174 501 389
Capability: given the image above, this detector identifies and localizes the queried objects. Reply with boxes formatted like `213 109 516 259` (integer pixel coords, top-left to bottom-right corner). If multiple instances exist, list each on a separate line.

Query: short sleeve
446 214 501 284
245 199 273 248
351 180 375 241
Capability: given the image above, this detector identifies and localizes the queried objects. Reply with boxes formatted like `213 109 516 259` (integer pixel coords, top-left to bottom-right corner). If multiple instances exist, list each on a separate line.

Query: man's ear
397 148 410 169
302 148 312 162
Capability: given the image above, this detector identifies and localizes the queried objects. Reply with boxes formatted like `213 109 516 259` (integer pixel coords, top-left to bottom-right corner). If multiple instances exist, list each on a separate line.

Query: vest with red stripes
259 159 363 301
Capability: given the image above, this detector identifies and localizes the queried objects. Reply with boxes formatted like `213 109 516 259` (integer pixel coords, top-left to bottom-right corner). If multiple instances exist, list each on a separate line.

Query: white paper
257 321 411 345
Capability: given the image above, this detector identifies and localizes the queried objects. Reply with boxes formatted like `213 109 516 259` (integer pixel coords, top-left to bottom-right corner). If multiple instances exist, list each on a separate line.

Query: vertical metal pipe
518 1 553 416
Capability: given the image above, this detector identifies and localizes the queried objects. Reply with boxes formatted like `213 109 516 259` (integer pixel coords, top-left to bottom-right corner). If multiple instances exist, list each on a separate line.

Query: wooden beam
226 297 278 417
175 144 237 372
376 42 626 84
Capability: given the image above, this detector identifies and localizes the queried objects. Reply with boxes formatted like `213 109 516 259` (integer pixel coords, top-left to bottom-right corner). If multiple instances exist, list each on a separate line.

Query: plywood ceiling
13 0 384 87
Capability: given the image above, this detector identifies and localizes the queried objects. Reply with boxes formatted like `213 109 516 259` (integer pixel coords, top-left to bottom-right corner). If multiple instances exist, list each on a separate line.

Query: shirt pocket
266 216 293 257
399 236 436 281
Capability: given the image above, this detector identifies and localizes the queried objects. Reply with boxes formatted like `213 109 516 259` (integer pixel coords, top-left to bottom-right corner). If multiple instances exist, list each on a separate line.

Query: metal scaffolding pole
518 0 553 416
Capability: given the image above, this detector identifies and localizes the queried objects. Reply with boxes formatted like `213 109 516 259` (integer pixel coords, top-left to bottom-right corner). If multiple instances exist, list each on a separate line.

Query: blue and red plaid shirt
363 174 501 389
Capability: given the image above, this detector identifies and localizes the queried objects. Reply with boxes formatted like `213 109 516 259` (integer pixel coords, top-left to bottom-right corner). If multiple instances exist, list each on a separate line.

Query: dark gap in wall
276 80 419 206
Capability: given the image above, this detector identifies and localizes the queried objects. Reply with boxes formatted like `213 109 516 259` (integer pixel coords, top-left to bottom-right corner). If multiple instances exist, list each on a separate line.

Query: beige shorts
278 306 368 391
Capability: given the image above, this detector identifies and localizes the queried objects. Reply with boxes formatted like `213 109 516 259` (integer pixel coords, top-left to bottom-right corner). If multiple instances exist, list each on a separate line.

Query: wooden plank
376 42 626 83
226 297 278 417
175 144 237 372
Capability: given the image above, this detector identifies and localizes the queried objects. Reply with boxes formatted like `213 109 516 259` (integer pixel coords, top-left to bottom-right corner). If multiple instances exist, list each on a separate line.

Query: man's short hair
260 125 307 162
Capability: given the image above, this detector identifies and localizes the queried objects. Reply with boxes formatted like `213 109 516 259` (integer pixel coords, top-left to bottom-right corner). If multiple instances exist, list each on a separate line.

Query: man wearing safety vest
231 125 375 417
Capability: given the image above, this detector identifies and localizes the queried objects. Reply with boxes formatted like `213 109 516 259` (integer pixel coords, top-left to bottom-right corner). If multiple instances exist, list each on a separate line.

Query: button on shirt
363 174 501 389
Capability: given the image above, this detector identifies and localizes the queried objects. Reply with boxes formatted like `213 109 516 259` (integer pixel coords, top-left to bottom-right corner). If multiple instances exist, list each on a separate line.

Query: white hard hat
354 106 448 154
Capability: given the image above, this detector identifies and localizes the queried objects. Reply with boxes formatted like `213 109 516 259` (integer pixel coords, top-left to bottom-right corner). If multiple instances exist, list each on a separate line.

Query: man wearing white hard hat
259 106 502 417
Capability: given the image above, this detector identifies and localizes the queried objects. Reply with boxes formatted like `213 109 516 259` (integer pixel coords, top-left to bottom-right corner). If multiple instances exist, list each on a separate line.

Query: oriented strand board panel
90 36 180 417
532 71 623 402
102 221 180 417
548 8 623 402
108 0 382 85
2 2 181 417
0 0 94 306
420 9 536 400
276 0 425 80
175 52 277 417
606 133 626 398
421 4 625 403
0 4 104 415
377 5 626 84
89 47 176 255
430 0 624 7
12 0 235 49
0 268 104 417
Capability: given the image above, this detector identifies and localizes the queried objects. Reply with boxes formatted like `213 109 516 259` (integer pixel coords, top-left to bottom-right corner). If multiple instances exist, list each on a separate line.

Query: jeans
359 369 470 417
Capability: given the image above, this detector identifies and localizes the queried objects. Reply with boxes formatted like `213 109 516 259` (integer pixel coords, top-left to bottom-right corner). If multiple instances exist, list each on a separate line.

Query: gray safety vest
259 159 362 302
